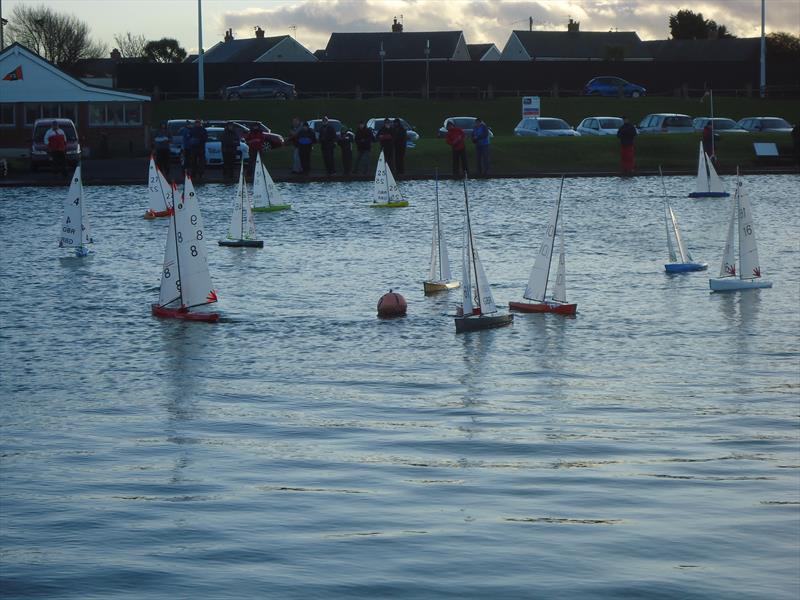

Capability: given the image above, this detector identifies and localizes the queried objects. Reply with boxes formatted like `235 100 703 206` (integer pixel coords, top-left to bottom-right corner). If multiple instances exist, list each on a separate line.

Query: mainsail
374 151 403 204
252 152 285 209
524 180 563 302
60 165 91 249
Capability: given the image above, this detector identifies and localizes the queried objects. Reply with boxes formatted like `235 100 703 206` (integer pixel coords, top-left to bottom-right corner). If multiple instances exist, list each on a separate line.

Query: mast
660 167 677 262
434 169 443 279
463 176 481 312
541 177 565 300
172 177 186 307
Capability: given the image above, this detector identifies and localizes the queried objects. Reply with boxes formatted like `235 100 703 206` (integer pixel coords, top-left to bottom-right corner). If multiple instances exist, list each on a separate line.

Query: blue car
583 77 646 98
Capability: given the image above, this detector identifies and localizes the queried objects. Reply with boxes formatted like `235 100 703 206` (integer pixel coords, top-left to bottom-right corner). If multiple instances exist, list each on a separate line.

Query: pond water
1 174 799 599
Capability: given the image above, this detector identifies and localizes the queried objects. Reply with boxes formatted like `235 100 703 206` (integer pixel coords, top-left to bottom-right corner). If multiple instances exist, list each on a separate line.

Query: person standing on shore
445 121 468 178
338 127 353 176
153 122 171 181
702 122 715 159
471 117 490 176
296 121 315 175
44 121 67 177
391 119 407 175
354 121 372 175
288 117 302 174
188 119 208 181
221 122 240 182
179 120 192 172
377 119 394 172
616 116 637 176
318 116 337 176
245 125 265 180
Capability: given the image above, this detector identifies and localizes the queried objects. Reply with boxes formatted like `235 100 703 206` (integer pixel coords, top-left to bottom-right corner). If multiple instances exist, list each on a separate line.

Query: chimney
391 17 403 33
110 48 121 61
255 26 265 39
567 18 580 33
224 28 234 42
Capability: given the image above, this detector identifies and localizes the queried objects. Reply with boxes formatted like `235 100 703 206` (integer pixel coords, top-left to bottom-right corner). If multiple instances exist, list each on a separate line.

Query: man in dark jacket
188 119 208 181
318 116 337 175
296 122 315 175
391 119 407 175
445 121 468 178
153 122 171 180
221 122 240 181
377 119 394 170
354 122 372 175
338 128 353 176
616 116 637 175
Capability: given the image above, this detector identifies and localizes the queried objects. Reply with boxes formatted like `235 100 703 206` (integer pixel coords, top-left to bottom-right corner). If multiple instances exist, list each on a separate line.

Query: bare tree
113 32 147 58
7 4 107 67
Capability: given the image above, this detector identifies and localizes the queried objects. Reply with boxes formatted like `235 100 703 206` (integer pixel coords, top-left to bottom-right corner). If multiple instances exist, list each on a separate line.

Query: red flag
3 66 23 81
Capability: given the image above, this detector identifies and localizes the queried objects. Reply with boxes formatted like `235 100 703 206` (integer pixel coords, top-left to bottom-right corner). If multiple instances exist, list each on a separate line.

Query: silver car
691 118 747 133
366 118 420 145
514 117 580 137
637 113 694 134
576 116 623 136
437 117 494 139
204 127 249 166
735 117 793 133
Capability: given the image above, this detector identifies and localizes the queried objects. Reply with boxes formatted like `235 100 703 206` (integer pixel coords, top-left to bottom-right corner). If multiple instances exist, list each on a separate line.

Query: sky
3 0 799 55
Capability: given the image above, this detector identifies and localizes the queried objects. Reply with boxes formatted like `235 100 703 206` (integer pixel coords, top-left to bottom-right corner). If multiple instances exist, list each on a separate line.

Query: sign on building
522 96 540 118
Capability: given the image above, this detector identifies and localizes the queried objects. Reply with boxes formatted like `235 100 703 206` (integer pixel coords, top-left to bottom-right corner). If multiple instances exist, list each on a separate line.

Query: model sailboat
219 161 263 248
509 177 576 315
423 172 460 294
454 177 513 333
370 150 408 208
688 142 729 198
151 175 220 322
661 168 707 272
709 171 772 292
252 152 291 212
144 156 173 219
59 165 93 257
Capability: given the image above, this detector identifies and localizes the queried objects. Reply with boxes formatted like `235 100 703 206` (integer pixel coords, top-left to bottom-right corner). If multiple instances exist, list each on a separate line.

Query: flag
3 66 23 81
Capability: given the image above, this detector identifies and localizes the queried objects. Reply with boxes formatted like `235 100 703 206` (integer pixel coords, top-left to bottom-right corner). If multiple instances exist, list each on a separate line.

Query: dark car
583 77 646 98
223 78 296 100
31 118 81 171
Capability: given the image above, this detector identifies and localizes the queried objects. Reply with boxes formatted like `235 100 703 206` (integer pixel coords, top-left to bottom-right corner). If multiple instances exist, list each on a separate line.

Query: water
1 174 799 599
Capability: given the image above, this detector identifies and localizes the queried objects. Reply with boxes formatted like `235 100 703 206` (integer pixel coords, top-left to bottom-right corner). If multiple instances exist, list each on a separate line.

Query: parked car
31 118 81 171
735 117 793 133
365 118 420 144
223 78 296 100
514 117 580 137
205 119 284 149
637 113 694 134
203 127 249 166
436 117 494 139
583 77 646 98
166 118 192 160
306 118 354 141
576 116 624 136
692 117 748 133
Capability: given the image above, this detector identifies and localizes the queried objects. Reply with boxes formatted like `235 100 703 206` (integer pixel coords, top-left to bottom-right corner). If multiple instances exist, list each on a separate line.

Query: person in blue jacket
471 117 490 176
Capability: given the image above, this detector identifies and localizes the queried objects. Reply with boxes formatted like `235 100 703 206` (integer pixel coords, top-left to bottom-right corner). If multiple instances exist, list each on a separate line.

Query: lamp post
425 39 430 99
759 0 766 99
379 42 386 97
197 0 205 100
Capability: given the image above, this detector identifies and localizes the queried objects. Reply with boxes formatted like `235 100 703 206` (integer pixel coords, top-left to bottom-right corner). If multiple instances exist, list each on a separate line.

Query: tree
6 4 107 67
113 32 147 58
766 32 800 62
669 9 734 40
143 38 187 63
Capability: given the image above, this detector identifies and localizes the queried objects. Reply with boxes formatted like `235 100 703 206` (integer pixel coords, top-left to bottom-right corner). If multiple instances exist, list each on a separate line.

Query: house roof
642 38 760 62
467 43 497 61
0 43 150 102
509 30 648 60
201 35 292 63
323 31 464 60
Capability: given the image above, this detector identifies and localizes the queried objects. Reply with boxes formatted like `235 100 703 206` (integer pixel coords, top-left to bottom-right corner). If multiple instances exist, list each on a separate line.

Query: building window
89 103 142 126
23 103 78 125
0 104 15 127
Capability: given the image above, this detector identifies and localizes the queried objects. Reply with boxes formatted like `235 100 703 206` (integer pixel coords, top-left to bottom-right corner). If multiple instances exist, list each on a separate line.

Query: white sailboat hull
709 277 773 292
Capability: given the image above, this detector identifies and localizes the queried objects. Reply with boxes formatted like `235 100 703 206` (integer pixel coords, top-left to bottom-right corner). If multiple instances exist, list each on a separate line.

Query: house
197 27 317 62
467 43 501 61
641 37 760 62
501 20 650 61
320 19 470 61
0 43 151 159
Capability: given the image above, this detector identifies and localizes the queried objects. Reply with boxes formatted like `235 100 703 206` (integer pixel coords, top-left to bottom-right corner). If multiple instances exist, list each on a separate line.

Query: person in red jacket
44 121 68 177
445 121 468 178
245 125 265 179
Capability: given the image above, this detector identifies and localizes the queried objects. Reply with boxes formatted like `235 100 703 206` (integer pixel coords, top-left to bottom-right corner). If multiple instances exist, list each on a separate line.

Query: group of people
444 117 492 179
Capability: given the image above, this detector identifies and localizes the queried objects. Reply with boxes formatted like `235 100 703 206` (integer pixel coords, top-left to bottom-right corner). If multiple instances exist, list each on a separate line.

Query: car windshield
539 119 569 130
762 118 790 128
599 118 623 129
712 120 738 130
449 118 477 129
34 124 78 142
664 116 692 127
372 118 411 129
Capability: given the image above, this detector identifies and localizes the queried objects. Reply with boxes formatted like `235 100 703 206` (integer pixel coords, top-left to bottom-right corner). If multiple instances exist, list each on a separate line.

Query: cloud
212 0 799 52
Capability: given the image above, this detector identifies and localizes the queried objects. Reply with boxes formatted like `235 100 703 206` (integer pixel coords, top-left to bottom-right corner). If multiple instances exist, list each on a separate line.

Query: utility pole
425 39 430 100
759 0 766 99
379 41 385 97
198 0 205 100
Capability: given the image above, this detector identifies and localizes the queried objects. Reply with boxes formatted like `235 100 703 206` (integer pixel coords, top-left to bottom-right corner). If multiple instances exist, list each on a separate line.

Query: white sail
719 188 738 277
552 231 567 304
60 165 91 249
374 150 403 204
693 143 726 195
172 177 216 308
664 199 678 263
428 181 453 282
668 205 691 263
461 220 475 315
706 156 725 195
226 161 257 240
147 157 171 212
158 212 180 306
470 229 498 314
523 188 561 302
252 152 283 208
737 180 762 280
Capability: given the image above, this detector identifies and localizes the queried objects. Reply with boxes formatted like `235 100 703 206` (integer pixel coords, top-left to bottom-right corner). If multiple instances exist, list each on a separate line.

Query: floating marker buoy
377 289 407 318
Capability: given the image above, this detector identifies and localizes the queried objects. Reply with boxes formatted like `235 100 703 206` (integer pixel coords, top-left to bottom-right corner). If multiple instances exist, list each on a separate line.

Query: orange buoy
377 289 407 318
